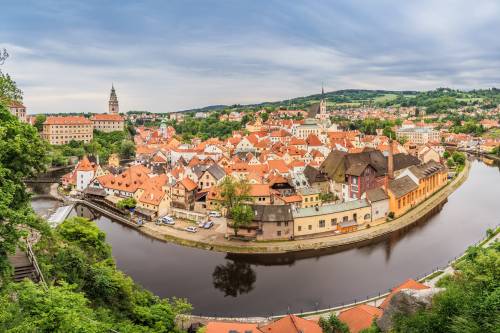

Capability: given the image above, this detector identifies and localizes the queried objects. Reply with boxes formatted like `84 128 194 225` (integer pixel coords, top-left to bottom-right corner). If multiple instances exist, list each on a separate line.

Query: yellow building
108 153 120 167
42 116 93 145
293 199 372 237
297 187 321 208
388 161 447 217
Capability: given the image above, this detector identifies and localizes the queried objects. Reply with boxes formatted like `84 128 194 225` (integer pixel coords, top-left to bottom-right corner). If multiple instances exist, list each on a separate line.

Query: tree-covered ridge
174 88 500 115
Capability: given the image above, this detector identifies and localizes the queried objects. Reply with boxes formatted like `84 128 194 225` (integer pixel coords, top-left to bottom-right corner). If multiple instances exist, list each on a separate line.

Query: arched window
364 213 371 220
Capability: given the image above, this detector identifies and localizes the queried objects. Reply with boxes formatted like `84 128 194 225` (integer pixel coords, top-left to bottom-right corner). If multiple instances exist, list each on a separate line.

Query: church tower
319 83 327 114
108 85 119 114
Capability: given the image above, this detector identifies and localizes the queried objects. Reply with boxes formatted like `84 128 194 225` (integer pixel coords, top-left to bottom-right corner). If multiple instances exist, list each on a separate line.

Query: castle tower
108 85 119 114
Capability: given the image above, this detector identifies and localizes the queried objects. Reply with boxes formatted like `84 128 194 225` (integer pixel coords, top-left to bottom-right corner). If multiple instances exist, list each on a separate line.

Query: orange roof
281 195 302 203
259 315 322 333
96 164 152 193
90 114 124 121
306 134 322 146
249 184 271 197
76 156 94 172
180 177 197 191
205 322 259 333
44 116 92 125
267 160 289 173
380 279 429 309
338 305 383 333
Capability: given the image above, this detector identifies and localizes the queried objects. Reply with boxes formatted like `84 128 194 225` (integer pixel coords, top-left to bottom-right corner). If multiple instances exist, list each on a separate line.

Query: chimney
388 139 394 179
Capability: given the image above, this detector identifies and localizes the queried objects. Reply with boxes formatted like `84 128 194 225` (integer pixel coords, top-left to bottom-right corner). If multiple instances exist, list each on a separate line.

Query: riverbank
124 160 470 254
181 223 498 326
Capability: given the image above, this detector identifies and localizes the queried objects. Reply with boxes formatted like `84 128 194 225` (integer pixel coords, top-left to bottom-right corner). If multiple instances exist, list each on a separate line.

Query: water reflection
212 261 256 297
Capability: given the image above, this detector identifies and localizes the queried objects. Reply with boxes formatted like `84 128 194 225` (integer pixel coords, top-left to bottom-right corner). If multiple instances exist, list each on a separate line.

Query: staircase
8 249 39 282
8 241 46 288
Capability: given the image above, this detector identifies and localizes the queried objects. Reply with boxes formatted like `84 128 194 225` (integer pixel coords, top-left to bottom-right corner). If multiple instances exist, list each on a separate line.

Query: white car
208 211 221 218
185 226 198 233
161 216 175 225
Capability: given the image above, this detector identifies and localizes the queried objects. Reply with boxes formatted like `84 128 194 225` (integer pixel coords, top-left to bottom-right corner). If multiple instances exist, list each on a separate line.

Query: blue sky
1 0 500 114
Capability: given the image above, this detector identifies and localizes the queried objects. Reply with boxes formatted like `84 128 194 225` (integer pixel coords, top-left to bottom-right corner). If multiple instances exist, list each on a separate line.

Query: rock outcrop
377 288 443 332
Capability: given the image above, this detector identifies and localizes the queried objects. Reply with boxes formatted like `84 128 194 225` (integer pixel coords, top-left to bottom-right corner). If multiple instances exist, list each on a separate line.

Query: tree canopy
0 103 49 276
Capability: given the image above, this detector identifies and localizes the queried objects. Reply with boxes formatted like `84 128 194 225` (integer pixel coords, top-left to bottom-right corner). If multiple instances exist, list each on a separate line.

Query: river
31 160 500 317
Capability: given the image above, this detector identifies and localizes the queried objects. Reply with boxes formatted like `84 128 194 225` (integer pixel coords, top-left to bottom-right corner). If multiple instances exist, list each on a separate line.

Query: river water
31 160 500 316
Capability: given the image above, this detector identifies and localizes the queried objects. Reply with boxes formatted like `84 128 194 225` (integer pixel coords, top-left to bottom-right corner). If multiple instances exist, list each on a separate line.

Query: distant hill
176 88 500 114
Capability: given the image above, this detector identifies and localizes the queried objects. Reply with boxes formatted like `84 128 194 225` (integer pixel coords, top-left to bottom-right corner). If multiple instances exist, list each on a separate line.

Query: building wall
389 170 447 217
76 170 94 191
258 221 293 240
42 123 93 145
9 106 26 122
370 199 389 221
294 205 372 237
301 193 321 208
92 120 124 132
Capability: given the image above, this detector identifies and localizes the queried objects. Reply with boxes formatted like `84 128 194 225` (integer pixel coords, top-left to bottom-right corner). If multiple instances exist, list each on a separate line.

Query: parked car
161 216 175 225
198 221 206 228
208 211 221 218
203 221 214 229
185 226 197 233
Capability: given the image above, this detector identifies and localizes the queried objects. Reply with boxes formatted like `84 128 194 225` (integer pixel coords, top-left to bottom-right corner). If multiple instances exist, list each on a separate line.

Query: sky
1 0 500 114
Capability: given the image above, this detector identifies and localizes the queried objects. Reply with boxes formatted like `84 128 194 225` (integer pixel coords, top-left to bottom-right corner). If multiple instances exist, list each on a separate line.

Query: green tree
451 151 466 166
0 281 103 333
218 177 252 212
119 140 136 159
34 114 47 132
56 217 111 261
319 314 350 333
0 103 49 276
116 197 137 210
230 204 254 237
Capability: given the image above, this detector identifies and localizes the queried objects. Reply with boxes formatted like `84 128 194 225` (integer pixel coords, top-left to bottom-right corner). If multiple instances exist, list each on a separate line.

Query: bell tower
108 85 119 114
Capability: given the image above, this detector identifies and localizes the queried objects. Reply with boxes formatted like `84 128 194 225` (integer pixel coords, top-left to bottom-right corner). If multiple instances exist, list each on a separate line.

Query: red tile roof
90 114 124 121
338 305 383 333
44 116 92 125
205 322 259 333
259 315 322 333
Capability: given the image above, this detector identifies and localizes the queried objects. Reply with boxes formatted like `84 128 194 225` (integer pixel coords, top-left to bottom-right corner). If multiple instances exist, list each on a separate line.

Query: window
308 225 312 230
353 213 357 221
277 231 282 237
277 222 281 227
319 220 325 228
284 222 289 227
298 226 302 232
343 216 348 222
364 213 371 220
398 199 401 209
331 218 337 226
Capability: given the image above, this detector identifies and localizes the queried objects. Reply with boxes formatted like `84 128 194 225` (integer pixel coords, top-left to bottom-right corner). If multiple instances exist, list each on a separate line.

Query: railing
25 241 47 291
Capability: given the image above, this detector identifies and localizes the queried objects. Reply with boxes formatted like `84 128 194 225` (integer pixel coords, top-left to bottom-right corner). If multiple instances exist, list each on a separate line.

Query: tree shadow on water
212 261 256 297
